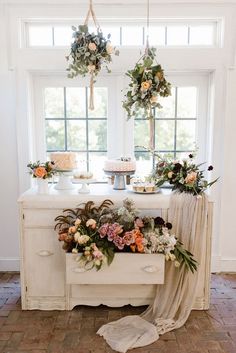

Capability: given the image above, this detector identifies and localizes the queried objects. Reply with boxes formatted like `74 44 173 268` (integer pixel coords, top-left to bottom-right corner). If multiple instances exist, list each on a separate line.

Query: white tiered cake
50 152 77 171
104 157 136 172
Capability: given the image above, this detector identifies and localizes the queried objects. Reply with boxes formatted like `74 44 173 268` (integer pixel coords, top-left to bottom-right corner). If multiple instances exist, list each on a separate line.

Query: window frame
33 75 125 166
23 18 222 49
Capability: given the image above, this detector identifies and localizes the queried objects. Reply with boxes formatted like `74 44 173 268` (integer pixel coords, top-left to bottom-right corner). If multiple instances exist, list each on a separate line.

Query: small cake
50 152 77 171
73 170 93 179
104 157 136 172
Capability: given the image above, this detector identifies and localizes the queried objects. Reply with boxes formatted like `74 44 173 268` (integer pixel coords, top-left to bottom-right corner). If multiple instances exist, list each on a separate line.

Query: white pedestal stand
72 179 97 194
104 171 135 190
54 171 76 190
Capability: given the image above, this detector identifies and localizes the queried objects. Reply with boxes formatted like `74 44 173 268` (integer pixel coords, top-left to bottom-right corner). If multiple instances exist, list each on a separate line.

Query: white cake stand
104 170 135 190
72 179 96 194
54 170 76 190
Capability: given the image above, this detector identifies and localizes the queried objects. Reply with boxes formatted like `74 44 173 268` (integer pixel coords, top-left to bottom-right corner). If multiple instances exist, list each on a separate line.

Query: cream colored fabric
97 192 209 353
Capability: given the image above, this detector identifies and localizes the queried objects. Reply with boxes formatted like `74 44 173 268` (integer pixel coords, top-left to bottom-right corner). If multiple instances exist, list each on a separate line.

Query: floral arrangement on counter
54 198 197 273
66 25 119 79
122 47 172 120
27 161 55 179
152 153 219 195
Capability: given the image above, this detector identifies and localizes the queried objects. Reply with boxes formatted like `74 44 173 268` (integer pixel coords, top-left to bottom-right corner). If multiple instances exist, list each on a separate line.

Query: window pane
155 120 175 151
167 26 188 45
175 151 191 160
147 26 165 46
135 152 153 177
88 120 107 150
75 152 87 170
102 26 121 46
177 87 197 118
45 88 64 118
28 25 53 46
45 120 65 150
176 120 196 150
54 26 73 46
67 120 86 150
122 26 143 45
66 88 86 118
88 88 108 118
134 120 150 149
189 25 214 45
89 152 107 179
156 87 175 119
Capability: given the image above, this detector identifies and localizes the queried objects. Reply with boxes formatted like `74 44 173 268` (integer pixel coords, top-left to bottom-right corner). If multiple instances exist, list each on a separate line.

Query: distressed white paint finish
18 186 213 310
66 253 165 285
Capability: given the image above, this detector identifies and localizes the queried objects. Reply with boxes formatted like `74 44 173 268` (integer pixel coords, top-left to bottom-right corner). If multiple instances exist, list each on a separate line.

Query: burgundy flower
208 165 213 171
154 217 165 226
189 154 193 159
165 222 172 230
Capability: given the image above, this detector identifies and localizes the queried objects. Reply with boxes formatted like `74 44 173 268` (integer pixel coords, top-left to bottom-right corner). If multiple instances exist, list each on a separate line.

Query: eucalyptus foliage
123 47 172 120
66 25 119 79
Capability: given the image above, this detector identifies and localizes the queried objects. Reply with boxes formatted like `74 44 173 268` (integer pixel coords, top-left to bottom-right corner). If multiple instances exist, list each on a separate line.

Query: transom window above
44 86 108 179
25 20 218 47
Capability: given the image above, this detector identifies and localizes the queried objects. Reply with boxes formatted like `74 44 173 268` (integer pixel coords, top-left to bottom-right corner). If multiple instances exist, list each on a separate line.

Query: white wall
0 4 19 270
0 0 236 272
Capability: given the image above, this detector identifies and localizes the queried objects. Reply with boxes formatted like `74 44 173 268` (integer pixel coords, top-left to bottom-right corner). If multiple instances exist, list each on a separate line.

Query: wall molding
211 255 236 273
0 257 20 271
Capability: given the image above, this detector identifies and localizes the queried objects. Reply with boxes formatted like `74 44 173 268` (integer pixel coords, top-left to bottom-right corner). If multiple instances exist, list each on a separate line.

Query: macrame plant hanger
145 0 155 151
84 0 100 110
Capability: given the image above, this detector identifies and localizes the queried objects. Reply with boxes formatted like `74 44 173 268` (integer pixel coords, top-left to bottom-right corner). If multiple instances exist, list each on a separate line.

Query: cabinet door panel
24 229 65 297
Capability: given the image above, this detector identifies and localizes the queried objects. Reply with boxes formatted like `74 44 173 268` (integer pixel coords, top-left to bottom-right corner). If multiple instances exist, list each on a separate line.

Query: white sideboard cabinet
18 184 213 310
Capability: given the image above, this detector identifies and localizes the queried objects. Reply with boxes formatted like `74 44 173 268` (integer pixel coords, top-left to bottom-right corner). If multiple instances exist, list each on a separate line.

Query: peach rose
168 171 173 179
34 167 47 178
69 226 77 234
150 95 158 104
185 171 197 185
58 232 67 241
88 42 97 51
140 81 151 91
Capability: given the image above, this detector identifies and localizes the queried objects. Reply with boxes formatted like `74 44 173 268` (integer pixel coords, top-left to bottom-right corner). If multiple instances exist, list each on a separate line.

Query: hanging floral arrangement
123 47 171 120
66 0 119 109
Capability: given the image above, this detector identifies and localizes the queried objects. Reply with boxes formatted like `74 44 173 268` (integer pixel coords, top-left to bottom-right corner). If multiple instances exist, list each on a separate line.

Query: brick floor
0 273 235 353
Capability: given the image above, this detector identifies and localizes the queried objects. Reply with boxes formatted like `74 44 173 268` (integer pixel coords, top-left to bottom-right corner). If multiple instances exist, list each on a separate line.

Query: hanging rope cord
145 0 150 54
84 0 101 110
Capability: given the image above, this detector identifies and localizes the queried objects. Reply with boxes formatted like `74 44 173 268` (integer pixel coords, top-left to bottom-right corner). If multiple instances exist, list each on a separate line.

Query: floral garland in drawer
55 198 197 272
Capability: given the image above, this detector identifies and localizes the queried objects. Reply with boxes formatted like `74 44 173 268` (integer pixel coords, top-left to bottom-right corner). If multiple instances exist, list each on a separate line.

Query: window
25 20 218 47
134 75 208 177
43 86 108 180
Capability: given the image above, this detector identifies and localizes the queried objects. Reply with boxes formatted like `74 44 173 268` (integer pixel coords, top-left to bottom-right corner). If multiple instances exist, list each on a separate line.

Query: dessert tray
131 188 160 194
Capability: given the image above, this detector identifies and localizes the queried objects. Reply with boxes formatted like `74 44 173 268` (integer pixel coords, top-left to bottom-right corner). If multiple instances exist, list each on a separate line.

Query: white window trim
33 74 126 162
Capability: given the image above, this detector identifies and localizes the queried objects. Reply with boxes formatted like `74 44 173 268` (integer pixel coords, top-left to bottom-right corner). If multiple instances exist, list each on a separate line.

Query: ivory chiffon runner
97 192 209 353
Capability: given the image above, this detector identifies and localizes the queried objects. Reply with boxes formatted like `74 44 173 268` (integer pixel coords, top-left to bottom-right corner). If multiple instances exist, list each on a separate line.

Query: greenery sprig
123 47 172 120
66 25 119 79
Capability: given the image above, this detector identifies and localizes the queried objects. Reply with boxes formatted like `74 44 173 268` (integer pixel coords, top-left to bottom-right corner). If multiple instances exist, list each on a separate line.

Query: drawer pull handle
72 267 87 273
37 250 54 257
143 265 158 273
